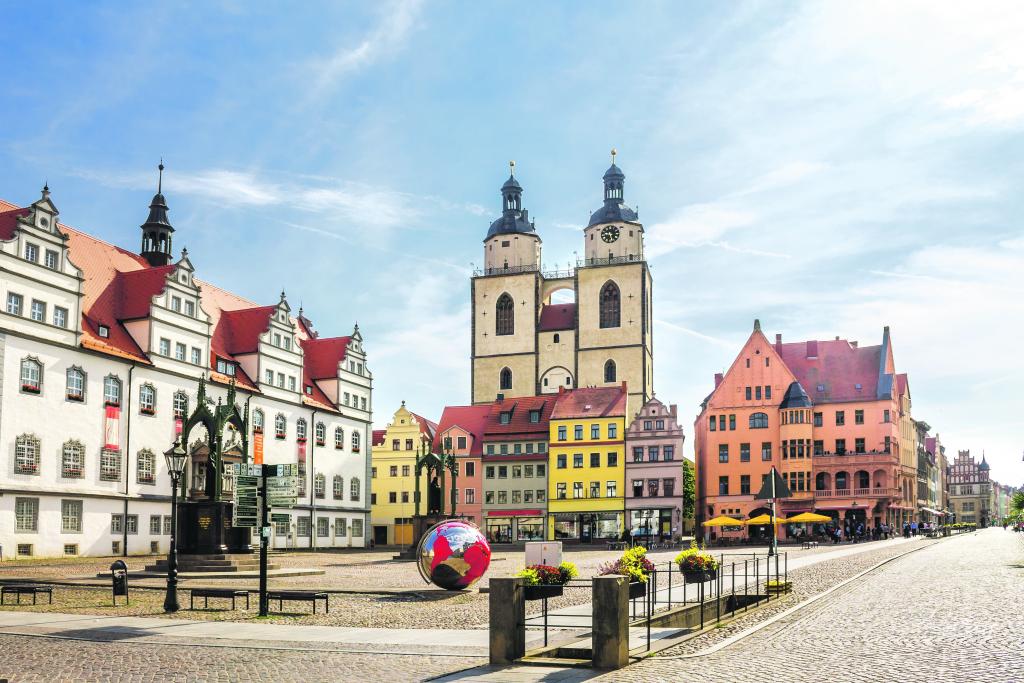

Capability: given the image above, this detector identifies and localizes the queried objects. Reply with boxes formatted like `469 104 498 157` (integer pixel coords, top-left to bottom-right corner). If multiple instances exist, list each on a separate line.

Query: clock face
601 225 620 243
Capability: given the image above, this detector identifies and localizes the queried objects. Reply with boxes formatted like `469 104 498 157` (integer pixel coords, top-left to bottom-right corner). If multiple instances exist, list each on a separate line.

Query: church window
599 281 620 328
495 293 514 336
604 360 616 383
553 333 560 343
500 367 512 391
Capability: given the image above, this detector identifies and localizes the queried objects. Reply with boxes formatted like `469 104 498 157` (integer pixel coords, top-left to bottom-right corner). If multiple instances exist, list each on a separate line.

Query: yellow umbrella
702 515 744 527
785 512 833 524
746 514 787 525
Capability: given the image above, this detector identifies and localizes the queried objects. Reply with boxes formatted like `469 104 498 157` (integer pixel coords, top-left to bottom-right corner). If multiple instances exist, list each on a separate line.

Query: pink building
433 405 490 527
625 397 687 540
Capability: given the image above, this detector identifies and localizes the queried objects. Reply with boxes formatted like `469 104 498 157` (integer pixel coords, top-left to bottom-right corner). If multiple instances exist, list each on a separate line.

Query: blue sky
2 1 1023 483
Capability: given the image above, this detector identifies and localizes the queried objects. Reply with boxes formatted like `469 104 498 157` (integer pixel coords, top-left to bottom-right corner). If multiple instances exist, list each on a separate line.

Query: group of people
813 520 929 544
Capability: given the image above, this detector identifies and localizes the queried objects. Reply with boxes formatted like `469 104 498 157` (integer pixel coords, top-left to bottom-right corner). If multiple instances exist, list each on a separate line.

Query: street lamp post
163 439 188 613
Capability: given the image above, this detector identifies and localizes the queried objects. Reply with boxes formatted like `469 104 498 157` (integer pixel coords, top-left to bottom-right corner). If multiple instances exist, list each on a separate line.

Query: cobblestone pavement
602 527 1024 683
0 633 481 682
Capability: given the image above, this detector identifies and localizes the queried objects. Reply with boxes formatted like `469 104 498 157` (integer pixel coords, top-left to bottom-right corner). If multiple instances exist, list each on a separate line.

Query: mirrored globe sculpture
416 520 492 590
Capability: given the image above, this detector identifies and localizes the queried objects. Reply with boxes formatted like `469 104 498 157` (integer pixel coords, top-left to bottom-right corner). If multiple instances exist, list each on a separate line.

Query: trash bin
110 559 129 605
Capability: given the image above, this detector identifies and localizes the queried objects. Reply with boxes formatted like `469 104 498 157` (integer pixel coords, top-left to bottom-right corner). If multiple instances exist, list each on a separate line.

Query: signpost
232 463 260 529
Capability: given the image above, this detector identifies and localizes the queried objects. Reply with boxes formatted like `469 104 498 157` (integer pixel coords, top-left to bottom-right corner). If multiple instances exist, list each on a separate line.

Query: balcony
814 451 898 469
577 254 644 268
815 487 899 498
473 264 540 276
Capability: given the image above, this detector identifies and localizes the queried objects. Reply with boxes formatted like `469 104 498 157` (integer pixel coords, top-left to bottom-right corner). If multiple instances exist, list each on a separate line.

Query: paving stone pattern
603 528 1024 683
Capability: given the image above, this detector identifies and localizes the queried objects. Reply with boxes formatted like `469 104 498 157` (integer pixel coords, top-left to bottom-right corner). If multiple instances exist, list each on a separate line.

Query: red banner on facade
174 417 183 437
254 432 264 465
104 405 121 449
297 440 306 467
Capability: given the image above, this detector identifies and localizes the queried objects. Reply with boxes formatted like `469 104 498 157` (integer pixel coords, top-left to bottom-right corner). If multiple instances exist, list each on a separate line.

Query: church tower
471 163 542 403
574 150 653 418
140 161 175 267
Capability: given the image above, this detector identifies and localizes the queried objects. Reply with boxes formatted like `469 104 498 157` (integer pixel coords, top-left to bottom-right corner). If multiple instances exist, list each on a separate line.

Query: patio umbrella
785 512 833 524
702 515 744 527
746 514 787 525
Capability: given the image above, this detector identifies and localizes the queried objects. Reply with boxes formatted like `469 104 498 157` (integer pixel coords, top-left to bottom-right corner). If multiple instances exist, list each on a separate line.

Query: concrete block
489 576 525 665
592 574 629 669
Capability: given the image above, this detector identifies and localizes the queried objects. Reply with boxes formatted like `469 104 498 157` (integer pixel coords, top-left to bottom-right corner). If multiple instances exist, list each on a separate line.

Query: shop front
629 509 673 541
485 510 545 544
549 512 622 543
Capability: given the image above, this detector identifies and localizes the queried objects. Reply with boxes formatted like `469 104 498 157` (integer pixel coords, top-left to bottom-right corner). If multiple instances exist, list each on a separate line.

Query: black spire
587 148 638 227
485 160 536 241
140 160 175 267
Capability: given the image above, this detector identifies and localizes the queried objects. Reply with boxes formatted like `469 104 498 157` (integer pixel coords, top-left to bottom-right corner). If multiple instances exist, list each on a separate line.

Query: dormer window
98 325 109 338
24 243 39 262
44 250 58 270
529 410 540 423
304 385 312 395
184 300 195 317
216 358 236 376
170 296 181 312
283 337 291 351
500 411 511 425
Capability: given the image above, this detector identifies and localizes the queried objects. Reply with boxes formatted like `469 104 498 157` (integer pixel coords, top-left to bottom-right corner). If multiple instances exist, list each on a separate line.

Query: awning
920 507 943 515
486 509 544 518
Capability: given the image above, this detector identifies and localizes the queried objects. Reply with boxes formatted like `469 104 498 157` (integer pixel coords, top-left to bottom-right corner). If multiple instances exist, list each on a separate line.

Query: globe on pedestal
416 520 492 590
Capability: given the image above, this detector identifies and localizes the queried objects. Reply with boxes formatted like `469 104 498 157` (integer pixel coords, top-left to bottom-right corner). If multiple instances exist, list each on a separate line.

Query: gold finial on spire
509 160 515 175
611 148 617 165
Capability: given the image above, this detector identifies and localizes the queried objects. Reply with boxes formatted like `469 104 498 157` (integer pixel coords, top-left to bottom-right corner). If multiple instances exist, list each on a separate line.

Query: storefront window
517 517 544 541
486 519 512 543
595 512 620 539
553 514 579 539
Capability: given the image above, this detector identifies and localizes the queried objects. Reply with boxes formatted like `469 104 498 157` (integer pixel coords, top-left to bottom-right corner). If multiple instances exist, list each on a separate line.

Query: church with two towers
470 153 655 420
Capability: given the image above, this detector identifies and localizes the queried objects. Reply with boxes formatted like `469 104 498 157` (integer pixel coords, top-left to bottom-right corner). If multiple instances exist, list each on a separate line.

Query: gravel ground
0 542 894 629
651 537 940 656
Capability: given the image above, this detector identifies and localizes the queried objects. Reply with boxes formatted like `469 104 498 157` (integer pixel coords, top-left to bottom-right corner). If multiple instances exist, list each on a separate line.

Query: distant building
624 397 688 540
947 450 991 527
433 404 490 528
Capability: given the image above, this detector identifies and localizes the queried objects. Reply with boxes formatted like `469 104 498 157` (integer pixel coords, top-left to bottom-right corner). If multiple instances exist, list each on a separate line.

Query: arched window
315 422 326 445
20 357 42 393
749 412 769 429
296 418 308 441
350 477 361 501
352 431 361 452
66 367 85 401
500 367 513 391
334 426 345 450
139 384 156 415
103 375 122 406
815 472 828 491
62 440 84 478
274 413 286 439
495 293 514 336
137 448 156 484
333 475 344 499
314 473 326 498
604 359 616 383
599 281 620 328
15 434 41 474
173 391 188 419
856 470 870 489
252 409 264 433
835 471 849 490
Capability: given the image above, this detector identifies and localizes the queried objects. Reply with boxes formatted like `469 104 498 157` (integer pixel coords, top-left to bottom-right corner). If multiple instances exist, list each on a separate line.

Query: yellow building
547 385 628 543
470 154 653 421
369 402 437 546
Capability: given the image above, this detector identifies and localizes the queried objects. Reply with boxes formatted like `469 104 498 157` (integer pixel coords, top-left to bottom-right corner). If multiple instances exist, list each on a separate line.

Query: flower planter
628 581 647 599
524 584 564 601
681 568 717 583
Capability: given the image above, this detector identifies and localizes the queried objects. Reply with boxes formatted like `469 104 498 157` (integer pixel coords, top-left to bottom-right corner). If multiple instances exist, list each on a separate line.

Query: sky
1 1 1022 484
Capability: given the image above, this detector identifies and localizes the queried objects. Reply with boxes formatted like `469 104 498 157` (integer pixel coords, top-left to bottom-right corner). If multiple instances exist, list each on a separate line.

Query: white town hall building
0 173 372 558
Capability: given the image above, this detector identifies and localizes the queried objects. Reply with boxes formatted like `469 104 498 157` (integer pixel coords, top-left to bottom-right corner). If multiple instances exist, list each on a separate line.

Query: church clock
600 225 620 243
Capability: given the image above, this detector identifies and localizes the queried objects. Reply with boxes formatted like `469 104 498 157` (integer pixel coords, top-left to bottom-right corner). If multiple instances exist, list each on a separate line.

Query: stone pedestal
395 514 453 559
489 577 525 665
177 500 252 555
592 575 629 669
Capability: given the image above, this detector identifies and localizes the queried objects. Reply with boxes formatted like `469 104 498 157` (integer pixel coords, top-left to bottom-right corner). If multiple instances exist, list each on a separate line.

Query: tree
682 459 696 522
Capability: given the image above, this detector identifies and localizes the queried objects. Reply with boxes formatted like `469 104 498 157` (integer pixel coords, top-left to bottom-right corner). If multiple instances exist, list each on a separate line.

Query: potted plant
599 546 656 598
675 541 719 583
517 562 578 600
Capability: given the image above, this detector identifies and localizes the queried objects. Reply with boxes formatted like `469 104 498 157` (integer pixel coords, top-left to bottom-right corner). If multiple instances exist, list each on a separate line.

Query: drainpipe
309 408 318 551
123 363 135 557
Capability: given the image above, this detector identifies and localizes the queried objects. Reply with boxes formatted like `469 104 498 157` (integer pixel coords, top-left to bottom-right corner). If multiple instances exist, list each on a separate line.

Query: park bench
1 584 53 605
266 590 329 614
190 588 250 610
801 541 820 550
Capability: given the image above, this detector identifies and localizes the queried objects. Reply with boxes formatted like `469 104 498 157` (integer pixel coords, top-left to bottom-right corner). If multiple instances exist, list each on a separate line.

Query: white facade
0 187 372 558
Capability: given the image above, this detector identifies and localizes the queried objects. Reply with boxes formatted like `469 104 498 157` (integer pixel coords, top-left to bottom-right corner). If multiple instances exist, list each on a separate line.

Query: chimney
621 380 628 393
714 372 723 388
496 393 504 402
806 340 818 358
775 333 782 350
670 404 678 418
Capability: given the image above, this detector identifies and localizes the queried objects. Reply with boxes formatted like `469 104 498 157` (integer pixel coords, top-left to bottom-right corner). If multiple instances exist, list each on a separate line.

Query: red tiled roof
550 385 627 420
433 404 491 456
0 205 30 241
538 304 576 332
896 373 908 397
117 266 177 319
776 340 883 403
372 429 387 446
216 306 275 356
301 336 351 380
410 412 439 440
482 394 556 438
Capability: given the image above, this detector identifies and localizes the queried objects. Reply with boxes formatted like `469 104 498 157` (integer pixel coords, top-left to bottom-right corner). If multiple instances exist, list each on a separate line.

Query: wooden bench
801 541 820 550
1 585 53 605
267 590 329 614
190 588 250 611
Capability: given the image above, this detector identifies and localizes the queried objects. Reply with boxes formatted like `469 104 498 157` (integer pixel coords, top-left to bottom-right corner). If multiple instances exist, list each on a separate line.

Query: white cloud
310 0 424 93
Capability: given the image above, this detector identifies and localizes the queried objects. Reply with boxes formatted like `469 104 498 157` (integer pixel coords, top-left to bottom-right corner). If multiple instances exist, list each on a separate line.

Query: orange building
694 321 915 540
